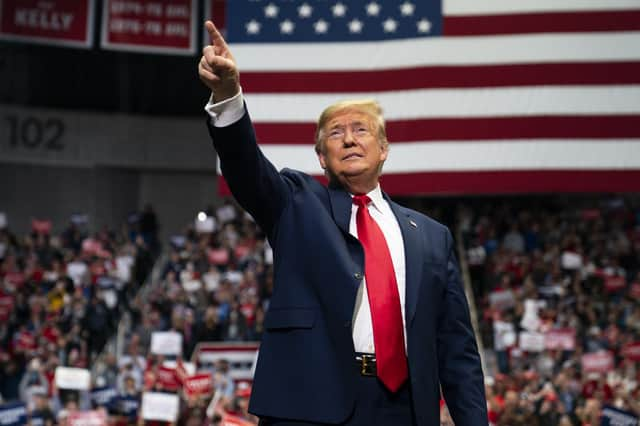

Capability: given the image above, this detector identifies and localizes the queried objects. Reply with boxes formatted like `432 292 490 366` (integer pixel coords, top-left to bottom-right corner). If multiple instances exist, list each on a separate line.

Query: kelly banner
101 0 196 54
601 405 639 426
0 0 94 48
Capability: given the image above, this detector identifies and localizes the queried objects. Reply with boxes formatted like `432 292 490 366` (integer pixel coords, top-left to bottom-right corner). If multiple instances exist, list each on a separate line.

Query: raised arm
198 21 290 238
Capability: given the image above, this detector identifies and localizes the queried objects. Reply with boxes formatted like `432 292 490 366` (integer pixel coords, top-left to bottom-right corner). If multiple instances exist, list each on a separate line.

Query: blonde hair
314 99 388 154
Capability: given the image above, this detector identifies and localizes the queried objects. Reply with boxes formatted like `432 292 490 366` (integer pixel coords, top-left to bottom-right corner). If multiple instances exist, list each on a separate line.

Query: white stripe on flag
233 32 640 71
244 86 640 122
255 140 640 174
444 0 640 16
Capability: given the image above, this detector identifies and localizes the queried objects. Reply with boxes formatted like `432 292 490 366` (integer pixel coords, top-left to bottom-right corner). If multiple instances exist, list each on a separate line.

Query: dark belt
355 353 377 376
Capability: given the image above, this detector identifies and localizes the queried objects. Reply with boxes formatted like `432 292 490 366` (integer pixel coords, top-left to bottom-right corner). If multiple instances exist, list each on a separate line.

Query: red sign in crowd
581 351 615 373
0 0 94 47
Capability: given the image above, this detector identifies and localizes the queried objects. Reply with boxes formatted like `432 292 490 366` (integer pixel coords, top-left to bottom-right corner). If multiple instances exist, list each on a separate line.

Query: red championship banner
68 410 107 426
582 351 615 373
183 373 214 399
545 328 576 351
621 342 640 362
101 0 196 54
0 0 94 48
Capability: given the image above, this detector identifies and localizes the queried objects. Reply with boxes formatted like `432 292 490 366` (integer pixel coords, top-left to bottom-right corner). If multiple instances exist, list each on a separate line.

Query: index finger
205 20 228 49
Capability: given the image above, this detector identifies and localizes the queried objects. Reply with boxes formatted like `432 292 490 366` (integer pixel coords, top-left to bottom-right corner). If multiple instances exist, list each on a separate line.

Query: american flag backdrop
207 0 640 195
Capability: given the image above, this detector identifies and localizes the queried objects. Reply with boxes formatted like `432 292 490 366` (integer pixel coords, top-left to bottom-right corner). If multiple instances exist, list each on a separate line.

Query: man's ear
317 151 327 169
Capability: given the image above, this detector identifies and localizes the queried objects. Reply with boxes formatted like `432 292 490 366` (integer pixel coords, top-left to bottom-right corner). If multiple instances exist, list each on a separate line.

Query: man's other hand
199 20 240 102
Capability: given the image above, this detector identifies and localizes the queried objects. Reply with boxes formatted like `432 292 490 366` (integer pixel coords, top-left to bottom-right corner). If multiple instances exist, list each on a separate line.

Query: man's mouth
342 153 363 160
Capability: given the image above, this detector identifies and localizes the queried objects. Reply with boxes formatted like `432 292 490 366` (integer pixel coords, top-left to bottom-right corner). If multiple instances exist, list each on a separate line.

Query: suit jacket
207 109 488 425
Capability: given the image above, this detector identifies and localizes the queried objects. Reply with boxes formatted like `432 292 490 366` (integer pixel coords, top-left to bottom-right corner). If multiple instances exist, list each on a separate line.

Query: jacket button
344 321 351 328
353 272 362 280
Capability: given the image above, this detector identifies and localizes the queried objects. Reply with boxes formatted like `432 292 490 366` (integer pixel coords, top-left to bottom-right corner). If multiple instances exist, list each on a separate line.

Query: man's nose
343 129 356 146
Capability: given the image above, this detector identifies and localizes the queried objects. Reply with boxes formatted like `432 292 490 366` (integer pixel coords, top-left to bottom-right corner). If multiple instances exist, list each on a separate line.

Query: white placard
55 367 91 390
519 331 546 352
141 392 179 422
150 331 183 356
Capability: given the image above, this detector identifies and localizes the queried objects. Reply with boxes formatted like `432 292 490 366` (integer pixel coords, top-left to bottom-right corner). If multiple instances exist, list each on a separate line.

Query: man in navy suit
198 21 487 426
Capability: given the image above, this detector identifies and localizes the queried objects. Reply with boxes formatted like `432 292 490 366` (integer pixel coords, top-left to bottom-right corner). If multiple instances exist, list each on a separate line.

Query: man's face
317 110 388 190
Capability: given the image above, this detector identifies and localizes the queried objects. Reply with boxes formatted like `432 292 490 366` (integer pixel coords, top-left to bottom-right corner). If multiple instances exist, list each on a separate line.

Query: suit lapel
327 184 353 236
386 196 424 327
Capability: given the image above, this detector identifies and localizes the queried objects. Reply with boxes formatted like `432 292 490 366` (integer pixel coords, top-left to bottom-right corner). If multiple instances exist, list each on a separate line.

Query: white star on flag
280 19 295 34
348 18 364 34
314 19 329 34
366 2 381 17
264 3 278 18
298 3 313 18
332 2 347 18
245 19 261 35
383 17 398 33
417 18 432 33
400 2 415 17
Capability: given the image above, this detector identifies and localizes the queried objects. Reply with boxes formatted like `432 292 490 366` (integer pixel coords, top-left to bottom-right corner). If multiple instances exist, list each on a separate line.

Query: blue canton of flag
226 0 442 43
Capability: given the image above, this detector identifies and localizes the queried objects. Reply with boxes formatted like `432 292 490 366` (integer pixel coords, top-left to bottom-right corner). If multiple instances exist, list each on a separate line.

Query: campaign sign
101 0 196 54
184 373 214 399
156 365 181 391
150 331 183 356
0 0 94 48
605 275 627 293
67 410 107 426
582 351 615 373
55 366 91 390
545 329 576 351
91 387 118 409
117 395 139 419
519 332 545 352
621 342 640 362
0 401 27 426
141 392 179 422
488 290 515 311
601 405 639 426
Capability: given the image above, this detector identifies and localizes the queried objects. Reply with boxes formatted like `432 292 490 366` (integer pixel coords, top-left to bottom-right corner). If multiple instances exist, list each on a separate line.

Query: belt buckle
358 354 376 377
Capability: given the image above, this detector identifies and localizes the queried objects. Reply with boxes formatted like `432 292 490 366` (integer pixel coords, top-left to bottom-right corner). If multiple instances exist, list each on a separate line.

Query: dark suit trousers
258 375 417 426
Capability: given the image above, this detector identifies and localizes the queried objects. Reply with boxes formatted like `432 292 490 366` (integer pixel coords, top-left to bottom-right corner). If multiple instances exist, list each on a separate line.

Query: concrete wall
0 104 222 240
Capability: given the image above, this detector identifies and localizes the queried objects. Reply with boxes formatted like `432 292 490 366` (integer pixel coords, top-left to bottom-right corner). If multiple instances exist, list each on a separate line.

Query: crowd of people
458 196 640 425
2 195 639 425
0 210 156 424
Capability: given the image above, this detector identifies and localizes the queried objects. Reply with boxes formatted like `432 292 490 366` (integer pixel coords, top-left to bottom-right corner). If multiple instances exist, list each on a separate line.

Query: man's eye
329 129 343 138
355 127 369 135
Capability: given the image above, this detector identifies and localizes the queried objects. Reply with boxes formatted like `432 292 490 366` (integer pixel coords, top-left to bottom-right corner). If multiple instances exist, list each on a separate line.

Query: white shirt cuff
204 89 245 127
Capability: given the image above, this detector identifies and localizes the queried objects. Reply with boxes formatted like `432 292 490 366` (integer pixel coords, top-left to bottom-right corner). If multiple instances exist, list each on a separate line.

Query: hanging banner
0 0 94 48
101 0 196 55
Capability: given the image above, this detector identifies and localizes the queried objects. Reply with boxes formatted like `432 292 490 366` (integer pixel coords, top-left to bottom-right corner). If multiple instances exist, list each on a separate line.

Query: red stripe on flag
253 116 640 144
218 170 640 196
241 62 640 93
444 10 640 36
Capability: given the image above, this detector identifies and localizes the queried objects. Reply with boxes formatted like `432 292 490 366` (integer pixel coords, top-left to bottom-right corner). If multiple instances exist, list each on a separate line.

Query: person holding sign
198 21 486 426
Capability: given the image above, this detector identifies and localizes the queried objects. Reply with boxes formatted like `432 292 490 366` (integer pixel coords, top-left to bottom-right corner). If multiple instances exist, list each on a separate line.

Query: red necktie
353 194 408 392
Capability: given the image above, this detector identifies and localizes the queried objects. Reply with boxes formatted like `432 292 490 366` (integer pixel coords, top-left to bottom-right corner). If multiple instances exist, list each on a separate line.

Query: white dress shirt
205 91 408 353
